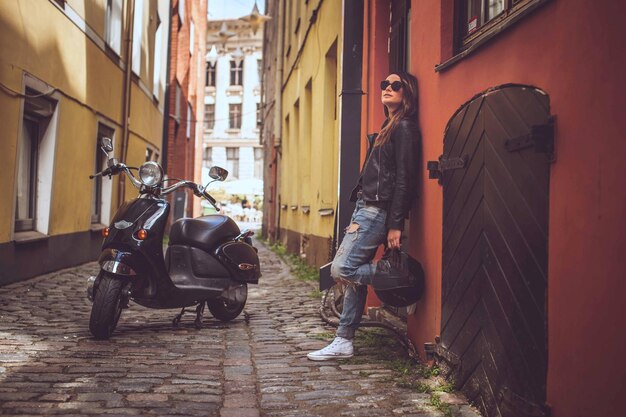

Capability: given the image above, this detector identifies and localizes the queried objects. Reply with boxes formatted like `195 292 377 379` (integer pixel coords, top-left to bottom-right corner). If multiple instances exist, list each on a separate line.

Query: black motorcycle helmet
371 249 425 307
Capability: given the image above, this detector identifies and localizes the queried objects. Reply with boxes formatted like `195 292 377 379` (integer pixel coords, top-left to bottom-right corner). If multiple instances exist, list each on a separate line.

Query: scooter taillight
135 229 148 240
102 227 110 237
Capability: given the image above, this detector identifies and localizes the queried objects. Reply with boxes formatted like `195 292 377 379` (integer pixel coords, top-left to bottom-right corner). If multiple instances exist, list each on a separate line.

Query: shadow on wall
0 0 109 285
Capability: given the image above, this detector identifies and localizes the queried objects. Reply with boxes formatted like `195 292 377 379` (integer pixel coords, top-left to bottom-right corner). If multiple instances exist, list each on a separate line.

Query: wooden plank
484 144 548 286
483 109 549 234
442 172 484 268
441 266 484 350
442 235 483 327
484 142 548 273
482 222 547 392
442 217 482 303
443 109 485 206
443 97 485 188
443 128 485 230
482 199 546 349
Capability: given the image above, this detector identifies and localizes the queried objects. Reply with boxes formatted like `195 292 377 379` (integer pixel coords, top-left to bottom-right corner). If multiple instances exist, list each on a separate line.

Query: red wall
166 0 202 219
362 1 626 415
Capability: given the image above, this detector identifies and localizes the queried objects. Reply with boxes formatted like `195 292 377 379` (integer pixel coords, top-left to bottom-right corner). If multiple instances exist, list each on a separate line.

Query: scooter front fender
99 249 137 276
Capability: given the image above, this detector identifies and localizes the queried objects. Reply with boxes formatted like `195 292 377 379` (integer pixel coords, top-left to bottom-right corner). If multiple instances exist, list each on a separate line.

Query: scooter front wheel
207 284 248 321
89 273 125 340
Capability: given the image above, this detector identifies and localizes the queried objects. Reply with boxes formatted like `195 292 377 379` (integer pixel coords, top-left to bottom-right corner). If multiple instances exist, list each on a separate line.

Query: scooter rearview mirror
209 166 228 181
101 137 113 153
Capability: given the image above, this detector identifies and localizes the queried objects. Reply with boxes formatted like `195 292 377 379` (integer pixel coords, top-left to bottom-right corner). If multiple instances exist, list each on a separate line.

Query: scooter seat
169 215 240 252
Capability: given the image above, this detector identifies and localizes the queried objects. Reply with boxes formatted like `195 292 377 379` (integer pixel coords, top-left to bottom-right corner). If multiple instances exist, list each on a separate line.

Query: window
178 0 185 22
15 115 39 232
175 82 181 137
254 147 263 179
229 104 242 129
205 104 215 130
203 147 213 168
186 102 193 140
189 20 194 55
105 0 123 55
226 147 239 179
459 0 544 47
256 103 262 129
92 124 115 224
175 82 182 120
131 0 144 75
145 147 158 162
153 12 163 97
206 62 216 87
15 89 57 233
230 60 243 86
257 59 263 85
389 0 410 73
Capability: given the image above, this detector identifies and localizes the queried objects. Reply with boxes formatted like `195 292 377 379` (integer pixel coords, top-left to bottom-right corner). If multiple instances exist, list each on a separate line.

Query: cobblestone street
0 239 480 417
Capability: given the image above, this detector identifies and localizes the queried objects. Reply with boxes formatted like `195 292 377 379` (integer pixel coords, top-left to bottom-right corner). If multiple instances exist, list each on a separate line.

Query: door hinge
427 155 469 183
505 117 555 160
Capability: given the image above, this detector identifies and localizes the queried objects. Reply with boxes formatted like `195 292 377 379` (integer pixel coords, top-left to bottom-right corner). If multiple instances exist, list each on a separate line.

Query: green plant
264 241 319 282
310 331 335 341
438 381 456 393
430 393 454 417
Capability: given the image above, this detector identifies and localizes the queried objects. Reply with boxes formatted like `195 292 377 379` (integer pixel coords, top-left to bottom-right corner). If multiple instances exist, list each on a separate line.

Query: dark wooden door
436 86 553 417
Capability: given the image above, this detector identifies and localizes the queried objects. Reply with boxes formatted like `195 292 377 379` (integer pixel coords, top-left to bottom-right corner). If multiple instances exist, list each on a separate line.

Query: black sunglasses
380 80 403 92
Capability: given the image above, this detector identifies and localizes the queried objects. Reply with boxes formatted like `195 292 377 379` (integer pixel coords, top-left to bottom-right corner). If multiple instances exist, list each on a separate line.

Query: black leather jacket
350 118 420 230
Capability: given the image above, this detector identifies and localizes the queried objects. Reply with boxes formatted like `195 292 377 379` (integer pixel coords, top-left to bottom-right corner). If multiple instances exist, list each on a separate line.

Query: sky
207 0 265 20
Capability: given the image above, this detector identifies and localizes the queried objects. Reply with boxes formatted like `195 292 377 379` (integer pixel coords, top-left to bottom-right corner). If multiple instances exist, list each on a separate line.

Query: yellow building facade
0 0 170 284
277 0 342 266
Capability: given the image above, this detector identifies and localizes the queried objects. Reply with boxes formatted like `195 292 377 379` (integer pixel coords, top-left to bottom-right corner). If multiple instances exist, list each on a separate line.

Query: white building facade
203 19 263 187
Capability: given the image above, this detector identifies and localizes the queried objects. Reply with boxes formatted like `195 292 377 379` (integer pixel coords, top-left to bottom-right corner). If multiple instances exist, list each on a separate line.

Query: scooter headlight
138 161 163 187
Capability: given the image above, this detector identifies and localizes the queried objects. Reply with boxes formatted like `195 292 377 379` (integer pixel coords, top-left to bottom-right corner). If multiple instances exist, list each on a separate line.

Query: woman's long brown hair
375 71 419 147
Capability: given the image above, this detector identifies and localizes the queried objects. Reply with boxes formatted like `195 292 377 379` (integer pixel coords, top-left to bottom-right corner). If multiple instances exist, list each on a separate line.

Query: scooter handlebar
195 184 220 212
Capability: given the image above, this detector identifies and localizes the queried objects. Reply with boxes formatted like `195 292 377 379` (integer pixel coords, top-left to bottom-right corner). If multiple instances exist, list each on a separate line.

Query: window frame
229 103 242 130
437 0 552 72
256 103 262 129
104 0 123 56
226 147 240 179
203 147 213 168
186 101 193 140
460 0 530 46
205 104 215 130
15 84 59 236
253 147 263 179
15 114 40 233
206 62 216 87
230 60 243 86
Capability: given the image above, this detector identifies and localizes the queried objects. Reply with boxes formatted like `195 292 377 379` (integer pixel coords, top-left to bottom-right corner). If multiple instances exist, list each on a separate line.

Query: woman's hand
387 229 402 249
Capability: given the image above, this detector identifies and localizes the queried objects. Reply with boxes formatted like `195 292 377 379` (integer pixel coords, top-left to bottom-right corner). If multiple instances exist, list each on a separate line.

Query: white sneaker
307 337 354 361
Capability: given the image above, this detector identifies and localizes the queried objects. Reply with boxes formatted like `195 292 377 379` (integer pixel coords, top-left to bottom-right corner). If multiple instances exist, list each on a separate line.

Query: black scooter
87 138 261 340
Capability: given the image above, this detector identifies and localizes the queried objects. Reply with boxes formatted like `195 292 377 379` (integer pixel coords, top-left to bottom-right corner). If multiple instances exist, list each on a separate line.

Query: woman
308 71 420 361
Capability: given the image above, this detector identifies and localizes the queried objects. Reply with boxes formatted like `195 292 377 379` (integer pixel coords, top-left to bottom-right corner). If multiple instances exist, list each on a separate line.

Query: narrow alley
0 238 479 417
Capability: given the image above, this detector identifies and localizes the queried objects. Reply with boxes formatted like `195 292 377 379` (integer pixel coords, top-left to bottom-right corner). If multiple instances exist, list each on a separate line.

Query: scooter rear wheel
89 273 124 340
207 284 248 321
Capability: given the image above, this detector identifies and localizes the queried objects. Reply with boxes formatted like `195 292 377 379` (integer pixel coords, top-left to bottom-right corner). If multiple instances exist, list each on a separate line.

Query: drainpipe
336 0 364 247
119 0 136 205
272 0 285 242
161 1 174 173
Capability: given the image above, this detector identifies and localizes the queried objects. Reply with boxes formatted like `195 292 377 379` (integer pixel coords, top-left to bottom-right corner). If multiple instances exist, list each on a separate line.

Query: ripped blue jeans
330 198 387 339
